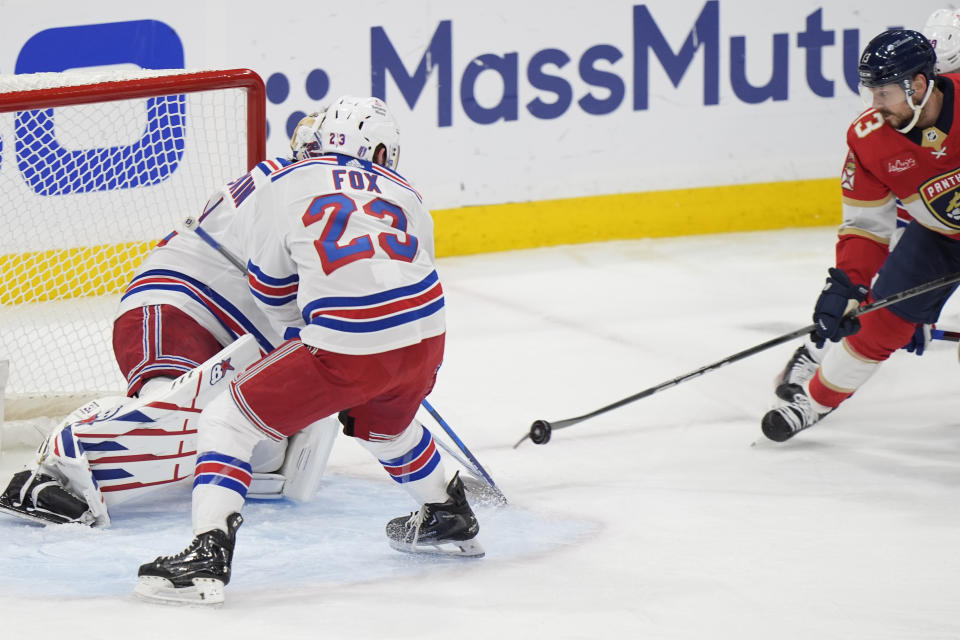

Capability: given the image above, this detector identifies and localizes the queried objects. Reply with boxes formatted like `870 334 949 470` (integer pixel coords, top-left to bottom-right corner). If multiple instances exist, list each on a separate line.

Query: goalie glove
0 469 96 526
811 267 869 348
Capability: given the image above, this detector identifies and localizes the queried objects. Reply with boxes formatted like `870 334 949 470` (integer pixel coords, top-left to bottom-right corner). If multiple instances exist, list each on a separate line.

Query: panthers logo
920 168 960 229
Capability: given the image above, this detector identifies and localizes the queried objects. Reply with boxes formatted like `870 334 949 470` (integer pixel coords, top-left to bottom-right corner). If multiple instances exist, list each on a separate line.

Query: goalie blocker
0 335 338 527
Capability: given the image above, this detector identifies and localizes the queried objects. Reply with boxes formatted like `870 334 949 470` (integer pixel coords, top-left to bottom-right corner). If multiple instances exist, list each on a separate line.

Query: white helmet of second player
924 8 960 74
316 95 401 170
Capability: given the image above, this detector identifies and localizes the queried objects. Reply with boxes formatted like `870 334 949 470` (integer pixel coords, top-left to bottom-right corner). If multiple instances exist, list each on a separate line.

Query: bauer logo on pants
210 358 235 385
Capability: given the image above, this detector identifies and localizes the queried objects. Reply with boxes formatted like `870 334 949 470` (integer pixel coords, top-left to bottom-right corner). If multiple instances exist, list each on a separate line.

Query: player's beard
876 107 911 130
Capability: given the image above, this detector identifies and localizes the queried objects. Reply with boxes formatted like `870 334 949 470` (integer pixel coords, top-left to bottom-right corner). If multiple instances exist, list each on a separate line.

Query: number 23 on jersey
302 192 419 275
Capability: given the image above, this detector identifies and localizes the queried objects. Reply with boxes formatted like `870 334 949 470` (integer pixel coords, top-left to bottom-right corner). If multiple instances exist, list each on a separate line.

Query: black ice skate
0 469 93 526
134 512 243 606
386 472 484 557
774 344 821 401
762 388 832 442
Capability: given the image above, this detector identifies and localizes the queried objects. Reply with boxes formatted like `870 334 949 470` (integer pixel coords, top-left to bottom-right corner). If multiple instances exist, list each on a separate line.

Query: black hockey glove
811 267 869 348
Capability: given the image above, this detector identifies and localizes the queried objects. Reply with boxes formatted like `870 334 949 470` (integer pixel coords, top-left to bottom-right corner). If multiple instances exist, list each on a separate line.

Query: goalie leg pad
246 472 285 499
279 416 338 502
20 335 265 527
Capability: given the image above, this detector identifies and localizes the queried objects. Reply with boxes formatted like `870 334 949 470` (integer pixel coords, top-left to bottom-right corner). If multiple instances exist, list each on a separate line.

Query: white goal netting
0 69 264 418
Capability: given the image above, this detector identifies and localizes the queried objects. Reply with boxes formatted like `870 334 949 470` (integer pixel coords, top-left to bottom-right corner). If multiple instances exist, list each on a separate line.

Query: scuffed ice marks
0 475 594 598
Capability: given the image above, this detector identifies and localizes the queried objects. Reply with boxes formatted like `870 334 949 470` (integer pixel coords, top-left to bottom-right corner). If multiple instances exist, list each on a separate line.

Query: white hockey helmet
924 8 960 74
289 109 327 161
315 95 401 170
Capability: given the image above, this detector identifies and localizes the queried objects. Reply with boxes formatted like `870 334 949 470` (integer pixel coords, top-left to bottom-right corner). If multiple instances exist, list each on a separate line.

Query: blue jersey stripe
122 269 276 354
196 452 252 471
306 298 443 334
302 271 438 313
193 474 249 498
247 261 299 285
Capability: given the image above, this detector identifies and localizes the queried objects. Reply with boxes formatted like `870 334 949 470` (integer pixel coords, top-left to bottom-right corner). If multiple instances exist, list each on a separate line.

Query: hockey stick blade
515 269 960 448
421 399 507 505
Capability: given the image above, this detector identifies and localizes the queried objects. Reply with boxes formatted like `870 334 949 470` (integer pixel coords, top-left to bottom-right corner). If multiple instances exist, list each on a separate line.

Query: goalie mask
315 95 401 170
290 109 327 161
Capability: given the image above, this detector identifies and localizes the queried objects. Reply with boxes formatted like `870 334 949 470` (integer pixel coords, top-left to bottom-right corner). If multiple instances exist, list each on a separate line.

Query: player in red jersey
764 29 960 442
772 10 960 404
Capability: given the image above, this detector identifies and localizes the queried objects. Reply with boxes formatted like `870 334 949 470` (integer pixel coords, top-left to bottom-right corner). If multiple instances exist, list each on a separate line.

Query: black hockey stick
514 269 960 448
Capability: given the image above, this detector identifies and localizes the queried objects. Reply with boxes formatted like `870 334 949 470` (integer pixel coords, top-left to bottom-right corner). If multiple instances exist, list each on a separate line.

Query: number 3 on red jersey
301 193 419 275
854 111 884 139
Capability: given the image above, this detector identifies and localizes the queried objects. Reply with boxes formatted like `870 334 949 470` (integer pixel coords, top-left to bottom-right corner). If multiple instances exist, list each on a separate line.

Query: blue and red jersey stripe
122 269 275 354
301 270 443 334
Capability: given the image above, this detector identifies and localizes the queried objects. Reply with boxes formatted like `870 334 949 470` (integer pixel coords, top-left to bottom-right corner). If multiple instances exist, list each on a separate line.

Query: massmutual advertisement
0 0 950 252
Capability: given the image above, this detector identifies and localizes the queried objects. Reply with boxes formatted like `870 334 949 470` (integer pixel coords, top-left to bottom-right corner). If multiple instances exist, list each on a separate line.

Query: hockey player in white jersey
0 115 338 527
135 96 481 606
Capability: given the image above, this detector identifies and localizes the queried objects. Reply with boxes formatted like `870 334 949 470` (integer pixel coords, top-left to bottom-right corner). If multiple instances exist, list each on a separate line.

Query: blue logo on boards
0 5 895 181
5 20 186 193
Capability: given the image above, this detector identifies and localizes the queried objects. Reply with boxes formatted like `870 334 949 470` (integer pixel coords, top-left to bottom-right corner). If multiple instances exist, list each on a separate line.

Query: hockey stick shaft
421 398 506 501
515 269 960 447
183 216 249 274
931 329 960 342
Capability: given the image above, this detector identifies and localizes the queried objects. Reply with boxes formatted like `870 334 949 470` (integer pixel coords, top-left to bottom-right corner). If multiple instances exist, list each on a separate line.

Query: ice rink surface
2 227 960 639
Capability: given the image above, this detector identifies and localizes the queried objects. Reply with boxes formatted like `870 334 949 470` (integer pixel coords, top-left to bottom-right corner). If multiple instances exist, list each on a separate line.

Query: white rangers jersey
241 153 444 355
115 158 297 354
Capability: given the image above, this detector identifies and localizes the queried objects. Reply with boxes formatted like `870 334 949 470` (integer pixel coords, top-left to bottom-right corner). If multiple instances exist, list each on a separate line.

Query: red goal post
0 68 266 421
0 69 266 169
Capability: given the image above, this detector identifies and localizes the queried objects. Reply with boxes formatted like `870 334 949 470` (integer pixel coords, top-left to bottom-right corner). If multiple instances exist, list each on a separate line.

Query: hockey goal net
0 68 266 420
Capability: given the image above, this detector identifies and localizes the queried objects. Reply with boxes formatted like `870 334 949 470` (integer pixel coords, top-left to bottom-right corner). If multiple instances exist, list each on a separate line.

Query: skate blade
389 536 485 558
0 503 71 527
133 576 225 606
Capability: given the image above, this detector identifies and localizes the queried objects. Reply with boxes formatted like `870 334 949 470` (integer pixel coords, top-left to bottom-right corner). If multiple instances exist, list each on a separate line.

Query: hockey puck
529 419 552 445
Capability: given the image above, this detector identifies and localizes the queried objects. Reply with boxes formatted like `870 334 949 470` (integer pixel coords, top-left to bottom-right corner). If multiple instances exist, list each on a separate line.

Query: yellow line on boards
1 177 839 304
0 240 156 305
431 177 839 256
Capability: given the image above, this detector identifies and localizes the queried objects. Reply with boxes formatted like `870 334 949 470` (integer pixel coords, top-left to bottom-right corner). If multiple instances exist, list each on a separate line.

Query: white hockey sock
192 392 267 535
356 422 448 505
811 338 882 410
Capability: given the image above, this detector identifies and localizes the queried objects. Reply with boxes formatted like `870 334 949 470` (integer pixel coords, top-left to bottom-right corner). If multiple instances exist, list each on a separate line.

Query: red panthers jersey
839 74 960 287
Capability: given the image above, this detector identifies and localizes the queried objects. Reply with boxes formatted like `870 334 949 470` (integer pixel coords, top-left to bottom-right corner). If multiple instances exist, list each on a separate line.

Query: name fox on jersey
332 169 381 193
